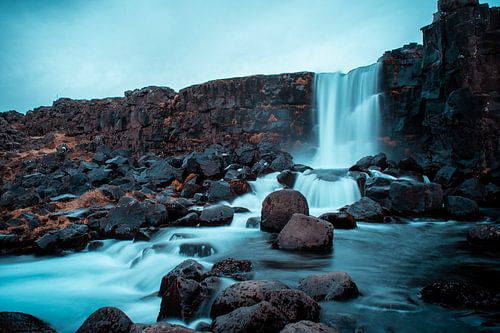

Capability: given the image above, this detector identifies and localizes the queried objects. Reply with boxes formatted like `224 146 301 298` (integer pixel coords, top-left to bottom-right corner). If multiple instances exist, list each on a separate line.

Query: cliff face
21 72 313 155
382 0 500 172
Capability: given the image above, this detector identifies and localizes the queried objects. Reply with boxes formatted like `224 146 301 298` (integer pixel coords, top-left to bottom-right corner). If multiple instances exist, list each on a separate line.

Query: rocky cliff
17 73 313 156
381 0 500 174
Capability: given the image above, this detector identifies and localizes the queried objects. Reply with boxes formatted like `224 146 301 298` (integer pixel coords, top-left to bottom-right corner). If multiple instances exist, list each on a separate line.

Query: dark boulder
298 272 360 301
103 197 146 239
455 178 487 203
270 152 294 172
208 258 253 281
211 301 288 333
280 321 339 333
467 224 500 249
35 224 89 254
421 282 498 310
341 197 384 222
159 260 205 296
179 242 216 257
277 170 297 188
264 289 320 322
142 200 168 227
434 166 460 187
274 214 333 251
246 217 260 229
76 307 133 333
211 280 290 318
261 189 309 233
388 180 443 215
445 196 481 220
398 157 423 173
199 205 234 226
130 323 195 333
180 176 202 199
349 156 374 172
207 180 237 203
0 311 56 333
318 212 357 229
171 212 200 227
99 184 124 201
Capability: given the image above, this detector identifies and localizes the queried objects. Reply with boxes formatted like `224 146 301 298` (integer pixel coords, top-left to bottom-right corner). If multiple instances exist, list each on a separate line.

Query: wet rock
35 224 89 254
211 280 290 318
270 152 294 172
199 205 234 226
228 180 252 196
274 214 333 251
292 164 312 173
138 159 182 189
88 240 104 251
159 260 205 296
421 282 498 310
163 199 190 221
445 196 481 220
318 212 357 229
207 180 237 203
298 272 360 301
50 193 78 202
398 157 423 173
76 307 133 333
142 200 168 227
130 323 195 333
251 159 273 176
171 212 200 227
388 180 443 215
0 311 56 333
180 176 202 199
349 156 374 172
467 224 500 249
224 165 255 182
277 170 297 188
264 289 320 322
434 166 460 187
341 197 384 222
280 321 339 333
211 301 288 333
261 189 309 233
179 242 216 257
246 217 260 229
208 258 253 281
99 184 124 201
103 197 146 239
455 178 487 203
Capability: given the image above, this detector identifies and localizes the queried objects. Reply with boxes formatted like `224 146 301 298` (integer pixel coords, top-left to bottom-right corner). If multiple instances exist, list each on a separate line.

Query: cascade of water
314 63 382 168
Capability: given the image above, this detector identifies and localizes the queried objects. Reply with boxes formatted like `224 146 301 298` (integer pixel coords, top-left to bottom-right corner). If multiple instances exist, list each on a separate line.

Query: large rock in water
274 214 333 251
0 312 56 333
211 280 290 318
211 301 288 333
341 197 383 222
280 321 339 333
388 180 443 215
445 196 481 220
76 307 133 333
467 224 500 249
318 212 357 229
199 205 234 226
298 272 360 301
261 189 309 232
263 289 320 322
421 282 497 310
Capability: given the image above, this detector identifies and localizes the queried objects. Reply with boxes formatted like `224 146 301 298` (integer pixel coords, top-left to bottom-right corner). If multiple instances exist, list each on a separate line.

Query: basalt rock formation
381 0 500 173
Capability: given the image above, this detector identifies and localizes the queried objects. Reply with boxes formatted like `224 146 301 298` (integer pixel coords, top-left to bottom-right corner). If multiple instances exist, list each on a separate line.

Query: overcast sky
1 0 499 113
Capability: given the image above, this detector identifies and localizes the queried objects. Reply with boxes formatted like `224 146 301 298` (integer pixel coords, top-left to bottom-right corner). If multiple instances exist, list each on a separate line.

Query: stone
207 180 237 203
158 260 205 296
388 180 443 215
35 224 89 254
0 311 56 333
280 321 339 333
421 282 497 310
467 224 500 249
130 323 195 333
277 170 297 188
211 301 288 333
99 184 124 201
76 307 133 333
455 178 487 203
434 166 460 186
199 205 234 226
157 276 202 322
445 196 481 220
246 217 260 229
270 152 294 172
261 189 309 233
103 197 146 239
274 214 333 251
211 280 290 318
341 197 384 222
171 212 200 227
208 258 253 281
179 242 216 257
298 272 360 301
438 0 478 12
318 212 357 229
349 156 374 172
264 289 320 322
142 200 168 227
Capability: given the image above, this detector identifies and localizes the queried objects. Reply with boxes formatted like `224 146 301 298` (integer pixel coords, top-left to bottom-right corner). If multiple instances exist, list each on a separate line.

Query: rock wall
381 0 500 173
20 73 313 155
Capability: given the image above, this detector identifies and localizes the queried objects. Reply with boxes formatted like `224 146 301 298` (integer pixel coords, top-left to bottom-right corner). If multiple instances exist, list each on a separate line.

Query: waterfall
313 63 382 168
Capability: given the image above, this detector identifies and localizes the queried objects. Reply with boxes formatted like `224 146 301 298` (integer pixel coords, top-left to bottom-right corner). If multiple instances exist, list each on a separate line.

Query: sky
1 0 499 113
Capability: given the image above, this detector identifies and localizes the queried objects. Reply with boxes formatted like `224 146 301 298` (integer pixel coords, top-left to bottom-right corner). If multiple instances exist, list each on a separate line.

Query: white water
313 63 382 168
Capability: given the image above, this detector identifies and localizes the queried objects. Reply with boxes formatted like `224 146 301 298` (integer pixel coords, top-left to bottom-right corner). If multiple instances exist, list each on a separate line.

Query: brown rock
261 189 309 233
298 272 360 301
274 214 333 251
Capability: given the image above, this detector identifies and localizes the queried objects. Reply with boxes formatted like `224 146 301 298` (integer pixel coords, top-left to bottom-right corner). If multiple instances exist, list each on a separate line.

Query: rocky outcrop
13 73 312 156
381 0 500 174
